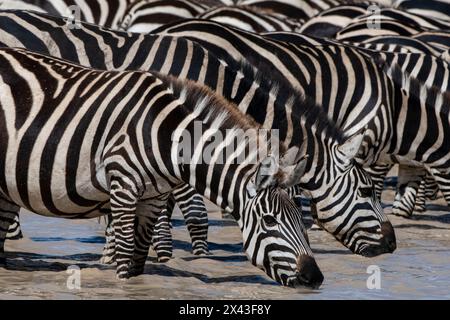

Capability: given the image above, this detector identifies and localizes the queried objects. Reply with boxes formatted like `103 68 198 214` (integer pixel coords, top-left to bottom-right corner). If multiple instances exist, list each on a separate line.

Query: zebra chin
355 222 397 257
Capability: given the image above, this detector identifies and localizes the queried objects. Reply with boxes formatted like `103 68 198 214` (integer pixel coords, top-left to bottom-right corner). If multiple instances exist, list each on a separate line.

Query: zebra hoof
116 271 130 281
100 255 116 265
157 255 171 263
391 210 413 219
192 248 210 256
128 266 145 277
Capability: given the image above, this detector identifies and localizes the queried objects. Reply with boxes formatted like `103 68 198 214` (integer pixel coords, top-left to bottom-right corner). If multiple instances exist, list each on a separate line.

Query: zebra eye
359 187 373 198
262 214 278 227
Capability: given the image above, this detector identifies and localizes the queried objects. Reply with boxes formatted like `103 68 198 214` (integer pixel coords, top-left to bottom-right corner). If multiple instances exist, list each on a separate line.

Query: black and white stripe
0 0 133 28
0 46 323 287
119 0 212 33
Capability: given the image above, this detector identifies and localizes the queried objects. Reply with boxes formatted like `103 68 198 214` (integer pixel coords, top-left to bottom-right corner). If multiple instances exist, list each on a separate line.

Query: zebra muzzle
288 255 324 289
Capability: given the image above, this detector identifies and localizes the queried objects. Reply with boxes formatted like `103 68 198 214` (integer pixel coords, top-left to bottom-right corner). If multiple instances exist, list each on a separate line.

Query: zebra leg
129 195 169 277
414 179 427 213
173 185 209 255
0 197 21 265
100 214 116 265
414 174 439 212
365 164 393 200
6 211 23 240
432 171 450 206
392 165 426 217
152 204 173 262
109 177 138 280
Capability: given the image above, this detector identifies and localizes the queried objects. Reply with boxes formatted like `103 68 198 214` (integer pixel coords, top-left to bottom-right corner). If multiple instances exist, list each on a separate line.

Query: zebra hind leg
392 165 426 218
100 214 116 265
152 208 173 262
414 174 439 213
0 198 21 266
174 186 209 255
414 179 427 213
365 164 393 201
129 196 169 277
432 171 450 207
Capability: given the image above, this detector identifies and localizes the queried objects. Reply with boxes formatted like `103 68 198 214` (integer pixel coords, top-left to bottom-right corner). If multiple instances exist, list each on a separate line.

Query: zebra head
302 130 396 257
242 154 323 289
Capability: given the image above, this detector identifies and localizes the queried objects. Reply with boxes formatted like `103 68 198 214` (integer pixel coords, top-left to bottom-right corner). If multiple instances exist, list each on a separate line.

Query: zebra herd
0 0 448 290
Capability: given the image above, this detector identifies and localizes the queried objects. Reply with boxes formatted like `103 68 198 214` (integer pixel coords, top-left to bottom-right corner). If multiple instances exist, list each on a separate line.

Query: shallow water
1 190 449 299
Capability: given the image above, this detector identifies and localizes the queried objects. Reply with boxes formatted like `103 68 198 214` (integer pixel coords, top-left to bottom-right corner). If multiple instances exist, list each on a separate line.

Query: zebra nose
381 221 396 253
294 255 324 289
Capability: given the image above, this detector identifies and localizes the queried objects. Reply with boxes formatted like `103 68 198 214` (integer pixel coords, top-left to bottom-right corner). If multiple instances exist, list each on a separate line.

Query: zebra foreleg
392 165 426 217
0 197 21 266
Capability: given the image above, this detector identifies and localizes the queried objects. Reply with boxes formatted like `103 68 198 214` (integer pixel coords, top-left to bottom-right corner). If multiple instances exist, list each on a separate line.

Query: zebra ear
280 157 308 188
254 155 279 190
338 130 365 161
278 144 308 187
280 142 307 166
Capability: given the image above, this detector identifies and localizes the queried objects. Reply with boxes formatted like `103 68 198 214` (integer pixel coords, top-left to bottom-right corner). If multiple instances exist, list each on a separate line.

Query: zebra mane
154 72 287 154
231 58 346 144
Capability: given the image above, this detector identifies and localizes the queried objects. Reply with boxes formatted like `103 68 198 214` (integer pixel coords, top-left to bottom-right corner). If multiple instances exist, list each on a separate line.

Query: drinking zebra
151 18 448 245
0 46 325 287
0 10 397 260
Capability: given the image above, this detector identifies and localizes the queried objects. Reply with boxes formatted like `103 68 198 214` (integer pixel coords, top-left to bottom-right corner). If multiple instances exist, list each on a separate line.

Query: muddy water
1 190 449 299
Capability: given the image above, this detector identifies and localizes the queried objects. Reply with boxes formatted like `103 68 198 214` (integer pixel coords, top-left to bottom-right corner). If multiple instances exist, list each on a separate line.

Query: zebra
151 18 450 230
335 8 450 42
119 1 304 34
348 35 450 216
297 1 383 38
0 0 133 28
119 0 213 33
0 10 396 259
152 19 401 255
238 0 341 21
394 0 450 22
0 46 326 287
195 5 303 33
343 35 448 58
259 29 450 216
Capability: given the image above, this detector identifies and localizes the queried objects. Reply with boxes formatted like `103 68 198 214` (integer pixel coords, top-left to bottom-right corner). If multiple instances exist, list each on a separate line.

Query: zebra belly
1 162 111 218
